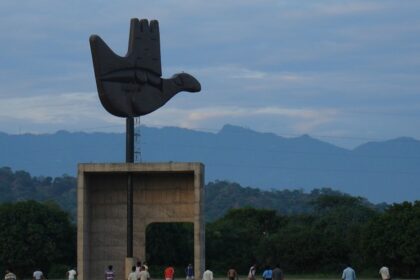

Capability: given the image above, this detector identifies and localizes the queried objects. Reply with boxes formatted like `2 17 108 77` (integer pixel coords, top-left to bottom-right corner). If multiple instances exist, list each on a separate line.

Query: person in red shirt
164 265 175 280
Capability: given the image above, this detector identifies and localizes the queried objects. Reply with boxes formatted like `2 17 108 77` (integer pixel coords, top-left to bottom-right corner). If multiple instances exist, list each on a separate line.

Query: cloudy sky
0 1 419 148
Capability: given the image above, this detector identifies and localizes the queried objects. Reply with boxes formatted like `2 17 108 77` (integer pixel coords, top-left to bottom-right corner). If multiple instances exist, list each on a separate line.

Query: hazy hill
1 124 419 203
0 167 384 221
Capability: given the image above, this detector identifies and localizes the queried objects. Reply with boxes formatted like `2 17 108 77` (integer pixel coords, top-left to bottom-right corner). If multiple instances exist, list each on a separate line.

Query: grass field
23 276 420 280
146 275 420 280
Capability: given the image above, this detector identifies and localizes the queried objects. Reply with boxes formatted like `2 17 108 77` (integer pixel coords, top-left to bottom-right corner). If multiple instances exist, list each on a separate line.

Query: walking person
105 265 115 280
272 264 284 280
262 266 272 280
33 269 45 280
185 264 194 280
4 269 16 280
67 268 77 280
202 269 213 280
143 262 149 272
128 266 138 280
164 264 175 280
227 267 238 280
248 264 256 280
379 266 391 280
342 265 356 280
139 265 150 280
136 262 142 279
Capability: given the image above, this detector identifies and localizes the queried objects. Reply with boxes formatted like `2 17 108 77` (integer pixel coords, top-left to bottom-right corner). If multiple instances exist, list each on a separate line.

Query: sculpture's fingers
127 18 162 76
150 20 159 40
140 19 149 32
128 18 140 54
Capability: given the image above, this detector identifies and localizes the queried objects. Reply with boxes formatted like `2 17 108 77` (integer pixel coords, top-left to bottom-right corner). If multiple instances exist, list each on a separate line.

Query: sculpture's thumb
163 73 201 96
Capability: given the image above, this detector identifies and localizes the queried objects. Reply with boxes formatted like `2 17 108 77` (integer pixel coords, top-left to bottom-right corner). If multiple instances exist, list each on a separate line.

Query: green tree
0 200 76 278
310 195 378 271
260 215 321 272
206 208 284 273
362 201 420 277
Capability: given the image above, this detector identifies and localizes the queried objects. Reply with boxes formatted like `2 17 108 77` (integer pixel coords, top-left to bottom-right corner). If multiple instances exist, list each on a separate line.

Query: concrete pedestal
77 162 205 280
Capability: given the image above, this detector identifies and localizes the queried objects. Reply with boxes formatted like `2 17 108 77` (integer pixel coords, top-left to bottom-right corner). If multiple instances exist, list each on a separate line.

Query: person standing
139 266 150 280
185 264 194 280
262 266 272 280
128 266 138 280
379 266 391 280
67 268 77 280
33 269 45 280
4 269 16 280
202 269 213 280
227 267 238 280
248 264 256 280
105 265 115 280
342 265 356 280
164 265 175 280
136 262 142 279
272 264 284 280
143 262 149 272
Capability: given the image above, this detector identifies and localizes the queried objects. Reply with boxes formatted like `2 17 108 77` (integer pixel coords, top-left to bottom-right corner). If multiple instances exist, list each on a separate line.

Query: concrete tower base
77 162 205 280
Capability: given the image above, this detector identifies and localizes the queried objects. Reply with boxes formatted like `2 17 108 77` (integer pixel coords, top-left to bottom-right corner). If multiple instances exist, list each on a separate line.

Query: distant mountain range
1 124 419 203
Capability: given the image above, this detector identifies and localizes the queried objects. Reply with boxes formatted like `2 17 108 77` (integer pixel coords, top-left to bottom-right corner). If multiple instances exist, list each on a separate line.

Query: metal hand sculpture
90 18 201 117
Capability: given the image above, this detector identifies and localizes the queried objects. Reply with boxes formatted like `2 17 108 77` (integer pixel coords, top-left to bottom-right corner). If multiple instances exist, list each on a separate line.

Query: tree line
0 167 418 278
0 167 388 221
206 199 420 277
2 199 418 278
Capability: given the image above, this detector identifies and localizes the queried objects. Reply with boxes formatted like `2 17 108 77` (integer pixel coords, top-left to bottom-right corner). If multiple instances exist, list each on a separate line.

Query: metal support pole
126 117 134 258
126 117 135 163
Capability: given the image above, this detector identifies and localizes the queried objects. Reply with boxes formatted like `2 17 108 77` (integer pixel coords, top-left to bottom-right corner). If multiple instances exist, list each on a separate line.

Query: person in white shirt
379 266 391 280
139 266 150 280
4 269 17 280
202 269 213 280
67 268 77 280
135 261 142 279
248 264 256 280
128 266 138 280
143 262 149 272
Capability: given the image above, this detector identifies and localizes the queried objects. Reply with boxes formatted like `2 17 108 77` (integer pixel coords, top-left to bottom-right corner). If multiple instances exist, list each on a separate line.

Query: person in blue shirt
185 264 194 280
342 265 356 280
262 266 272 280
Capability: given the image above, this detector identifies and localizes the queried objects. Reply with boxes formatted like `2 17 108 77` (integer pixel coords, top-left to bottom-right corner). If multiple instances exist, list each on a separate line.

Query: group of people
3 268 77 280
342 265 391 280
192 263 390 280
2 263 392 280
105 261 150 280
102 262 392 280
223 264 285 280
4 268 77 280
177 263 282 280
104 262 194 280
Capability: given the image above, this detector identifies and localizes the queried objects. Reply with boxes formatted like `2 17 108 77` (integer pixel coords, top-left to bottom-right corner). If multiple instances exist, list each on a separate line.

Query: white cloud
187 65 310 86
0 92 117 124
0 91 337 135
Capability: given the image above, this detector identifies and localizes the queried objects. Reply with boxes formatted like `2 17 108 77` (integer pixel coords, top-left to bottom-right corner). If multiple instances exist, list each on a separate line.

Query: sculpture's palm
90 18 201 117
